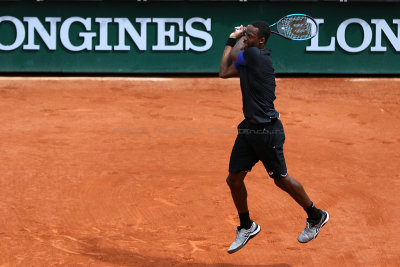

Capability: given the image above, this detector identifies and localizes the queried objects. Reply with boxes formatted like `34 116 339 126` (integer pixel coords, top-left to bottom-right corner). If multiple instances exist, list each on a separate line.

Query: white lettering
371 19 400 52
23 17 61 50
60 17 96 51
114 18 150 51
95 18 112 51
185 17 212 52
337 18 372 53
152 18 184 51
0 16 25 51
306 18 335 52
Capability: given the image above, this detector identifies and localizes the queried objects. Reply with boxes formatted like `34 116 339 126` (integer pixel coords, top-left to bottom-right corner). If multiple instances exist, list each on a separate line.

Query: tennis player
219 21 329 254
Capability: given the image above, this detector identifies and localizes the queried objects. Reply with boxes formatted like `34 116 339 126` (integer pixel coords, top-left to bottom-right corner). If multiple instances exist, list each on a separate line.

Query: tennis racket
269 14 318 41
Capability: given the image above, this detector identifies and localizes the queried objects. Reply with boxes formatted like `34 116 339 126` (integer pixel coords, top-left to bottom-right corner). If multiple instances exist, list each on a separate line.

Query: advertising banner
0 1 399 74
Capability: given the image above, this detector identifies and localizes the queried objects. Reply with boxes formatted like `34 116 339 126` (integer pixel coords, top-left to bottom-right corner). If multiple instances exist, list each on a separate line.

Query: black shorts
229 119 288 179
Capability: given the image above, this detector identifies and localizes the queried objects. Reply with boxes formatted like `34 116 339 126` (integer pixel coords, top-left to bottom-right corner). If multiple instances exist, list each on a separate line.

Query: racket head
270 14 318 41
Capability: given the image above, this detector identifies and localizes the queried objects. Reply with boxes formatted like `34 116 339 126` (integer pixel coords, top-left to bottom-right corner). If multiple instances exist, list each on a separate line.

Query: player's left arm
230 37 245 62
219 45 238 79
219 25 244 79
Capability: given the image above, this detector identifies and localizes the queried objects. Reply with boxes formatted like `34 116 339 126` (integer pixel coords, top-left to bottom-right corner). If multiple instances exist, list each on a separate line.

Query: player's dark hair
250 21 271 42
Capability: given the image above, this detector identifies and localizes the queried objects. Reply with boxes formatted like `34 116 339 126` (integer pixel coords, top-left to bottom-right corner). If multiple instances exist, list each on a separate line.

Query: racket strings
276 16 312 40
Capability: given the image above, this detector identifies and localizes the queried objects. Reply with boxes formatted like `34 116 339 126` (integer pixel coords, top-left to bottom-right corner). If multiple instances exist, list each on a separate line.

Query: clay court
0 77 399 266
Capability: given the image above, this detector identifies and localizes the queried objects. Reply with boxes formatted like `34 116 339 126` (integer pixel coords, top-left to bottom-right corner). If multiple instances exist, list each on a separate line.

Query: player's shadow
79 239 290 267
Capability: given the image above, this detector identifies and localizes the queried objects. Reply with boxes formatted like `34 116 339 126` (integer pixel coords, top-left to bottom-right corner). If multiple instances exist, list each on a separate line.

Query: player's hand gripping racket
262 14 318 41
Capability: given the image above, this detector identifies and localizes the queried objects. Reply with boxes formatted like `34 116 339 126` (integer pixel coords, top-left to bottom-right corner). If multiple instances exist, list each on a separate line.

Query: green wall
0 1 399 74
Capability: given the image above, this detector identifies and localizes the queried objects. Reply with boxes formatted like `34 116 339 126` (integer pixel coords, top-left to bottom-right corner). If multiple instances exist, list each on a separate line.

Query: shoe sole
298 211 329 243
227 224 261 254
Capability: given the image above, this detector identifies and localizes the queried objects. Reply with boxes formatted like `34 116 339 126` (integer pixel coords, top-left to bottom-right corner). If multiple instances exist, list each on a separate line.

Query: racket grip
234 27 246 37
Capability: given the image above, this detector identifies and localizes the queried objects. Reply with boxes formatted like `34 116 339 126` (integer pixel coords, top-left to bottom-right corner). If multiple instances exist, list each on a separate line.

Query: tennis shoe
227 221 261 254
298 210 329 243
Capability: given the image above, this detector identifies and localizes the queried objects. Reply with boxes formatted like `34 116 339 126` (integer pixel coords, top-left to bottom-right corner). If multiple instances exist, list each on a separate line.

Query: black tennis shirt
234 47 280 123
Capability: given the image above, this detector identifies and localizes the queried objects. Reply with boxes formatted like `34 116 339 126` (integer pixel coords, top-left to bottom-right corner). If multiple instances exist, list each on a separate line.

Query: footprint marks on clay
189 240 210 253
329 139 354 146
347 113 359 119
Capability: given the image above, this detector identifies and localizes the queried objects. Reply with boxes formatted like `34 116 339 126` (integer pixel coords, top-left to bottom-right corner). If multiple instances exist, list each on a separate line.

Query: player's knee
226 172 245 188
274 177 283 187
226 175 237 188
273 174 289 187
226 175 232 186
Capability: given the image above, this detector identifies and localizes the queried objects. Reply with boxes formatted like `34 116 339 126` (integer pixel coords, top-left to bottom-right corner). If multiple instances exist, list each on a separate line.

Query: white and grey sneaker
227 221 261 254
298 210 329 243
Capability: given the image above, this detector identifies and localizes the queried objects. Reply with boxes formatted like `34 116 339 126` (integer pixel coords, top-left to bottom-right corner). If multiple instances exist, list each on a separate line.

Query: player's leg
226 120 260 254
228 120 258 227
273 174 312 209
273 174 329 243
226 171 261 254
256 119 329 243
226 171 249 215
256 119 313 209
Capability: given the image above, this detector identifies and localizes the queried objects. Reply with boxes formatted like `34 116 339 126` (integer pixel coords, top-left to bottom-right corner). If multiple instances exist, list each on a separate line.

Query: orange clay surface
0 77 399 267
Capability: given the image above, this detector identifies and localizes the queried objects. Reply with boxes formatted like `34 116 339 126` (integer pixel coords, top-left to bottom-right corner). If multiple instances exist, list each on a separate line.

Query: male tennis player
219 21 329 254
